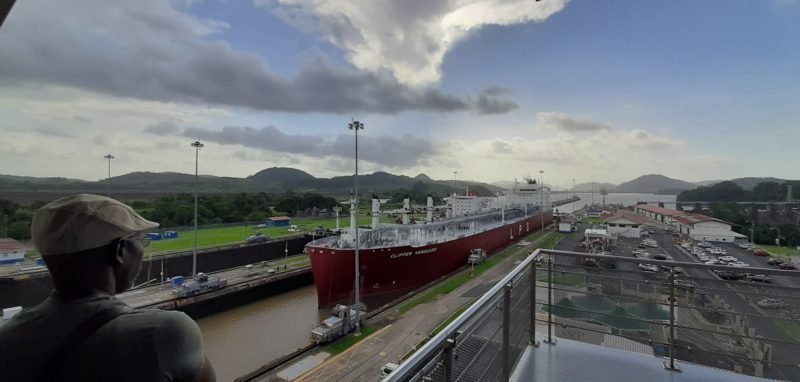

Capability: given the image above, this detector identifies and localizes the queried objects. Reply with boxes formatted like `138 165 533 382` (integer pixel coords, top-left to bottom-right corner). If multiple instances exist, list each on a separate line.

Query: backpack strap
37 306 129 382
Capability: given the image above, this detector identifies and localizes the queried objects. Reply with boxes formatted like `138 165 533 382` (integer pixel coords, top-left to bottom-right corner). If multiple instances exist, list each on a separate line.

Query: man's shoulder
114 308 199 334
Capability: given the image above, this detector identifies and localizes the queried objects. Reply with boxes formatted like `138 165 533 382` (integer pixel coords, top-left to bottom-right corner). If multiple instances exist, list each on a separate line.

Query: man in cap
0 194 215 381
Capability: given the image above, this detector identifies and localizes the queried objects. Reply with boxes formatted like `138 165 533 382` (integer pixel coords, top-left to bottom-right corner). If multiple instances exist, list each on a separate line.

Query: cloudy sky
1 0 798 187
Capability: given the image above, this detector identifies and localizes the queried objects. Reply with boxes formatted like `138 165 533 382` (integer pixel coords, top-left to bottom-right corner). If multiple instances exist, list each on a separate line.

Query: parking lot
550 218 800 380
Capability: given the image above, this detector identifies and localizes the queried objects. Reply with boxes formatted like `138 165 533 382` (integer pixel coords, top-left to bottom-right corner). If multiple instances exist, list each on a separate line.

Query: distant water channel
553 192 677 214
196 285 327 382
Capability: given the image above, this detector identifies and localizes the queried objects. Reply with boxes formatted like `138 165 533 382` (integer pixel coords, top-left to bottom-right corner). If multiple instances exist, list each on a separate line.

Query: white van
287 225 300 232
380 362 399 379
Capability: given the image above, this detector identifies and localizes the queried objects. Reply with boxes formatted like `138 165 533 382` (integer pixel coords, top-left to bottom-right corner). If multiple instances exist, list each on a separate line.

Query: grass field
581 216 604 225
146 216 378 253
757 244 800 257
774 319 800 342
325 326 378 355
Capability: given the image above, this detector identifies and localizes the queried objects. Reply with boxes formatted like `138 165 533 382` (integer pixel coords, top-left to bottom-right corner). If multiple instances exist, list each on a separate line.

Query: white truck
467 248 487 265
558 222 574 233
173 273 227 298
311 304 366 344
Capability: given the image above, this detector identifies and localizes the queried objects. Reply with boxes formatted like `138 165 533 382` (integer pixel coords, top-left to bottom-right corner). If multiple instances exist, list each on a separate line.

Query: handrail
385 248 543 381
385 248 800 381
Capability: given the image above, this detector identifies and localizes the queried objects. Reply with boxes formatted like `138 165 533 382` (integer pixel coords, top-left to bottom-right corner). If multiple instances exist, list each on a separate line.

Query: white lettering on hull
390 247 438 259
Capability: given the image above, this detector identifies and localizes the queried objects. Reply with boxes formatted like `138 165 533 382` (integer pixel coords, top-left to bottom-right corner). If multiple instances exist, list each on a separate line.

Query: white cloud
265 0 569 86
0 0 502 114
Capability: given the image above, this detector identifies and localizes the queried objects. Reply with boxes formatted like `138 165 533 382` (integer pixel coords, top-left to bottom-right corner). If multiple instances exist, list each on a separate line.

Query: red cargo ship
307 180 553 307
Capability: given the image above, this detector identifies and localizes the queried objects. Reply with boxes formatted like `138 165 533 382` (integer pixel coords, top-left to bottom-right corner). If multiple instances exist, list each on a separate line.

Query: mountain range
0 169 792 197
573 175 791 195
0 167 502 196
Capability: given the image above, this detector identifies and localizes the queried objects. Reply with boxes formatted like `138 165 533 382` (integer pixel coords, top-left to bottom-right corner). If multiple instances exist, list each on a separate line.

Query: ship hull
307 212 554 307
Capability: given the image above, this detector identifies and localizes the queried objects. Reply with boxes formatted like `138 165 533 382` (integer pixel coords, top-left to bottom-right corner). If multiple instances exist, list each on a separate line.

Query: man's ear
111 239 127 266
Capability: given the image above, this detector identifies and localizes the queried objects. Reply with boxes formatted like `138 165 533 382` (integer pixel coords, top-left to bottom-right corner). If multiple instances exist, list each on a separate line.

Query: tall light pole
540 170 545 231
453 171 458 195
104 154 114 197
572 178 576 214
191 141 204 278
348 119 364 332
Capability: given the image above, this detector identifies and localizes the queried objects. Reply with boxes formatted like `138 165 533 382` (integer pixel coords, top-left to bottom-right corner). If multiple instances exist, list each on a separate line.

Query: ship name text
390 248 438 259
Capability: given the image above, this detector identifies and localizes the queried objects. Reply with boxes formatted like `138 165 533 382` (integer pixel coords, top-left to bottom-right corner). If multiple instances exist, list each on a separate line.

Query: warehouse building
603 212 649 238
633 204 684 225
672 213 747 243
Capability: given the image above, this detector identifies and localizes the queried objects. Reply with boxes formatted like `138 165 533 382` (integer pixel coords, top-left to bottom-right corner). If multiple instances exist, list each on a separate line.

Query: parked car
717 272 745 280
718 256 738 263
652 253 672 261
752 250 769 257
728 262 750 268
638 263 660 272
757 298 787 309
380 362 400 379
780 263 797 270
256 223 267 228
748 274 771 283
246 233 270 243
767 258 784 266
673 279 696 291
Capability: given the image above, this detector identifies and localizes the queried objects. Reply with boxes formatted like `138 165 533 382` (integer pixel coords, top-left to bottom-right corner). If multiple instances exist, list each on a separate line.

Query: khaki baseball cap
31 194 159 256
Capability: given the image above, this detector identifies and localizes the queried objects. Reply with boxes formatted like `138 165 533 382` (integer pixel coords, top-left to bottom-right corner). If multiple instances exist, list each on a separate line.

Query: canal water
196 285 327 382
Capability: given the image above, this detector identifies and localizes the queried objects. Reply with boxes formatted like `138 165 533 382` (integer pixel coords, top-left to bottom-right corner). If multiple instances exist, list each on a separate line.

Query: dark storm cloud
475 86 519 114
0 0 513 115
183 125 438 168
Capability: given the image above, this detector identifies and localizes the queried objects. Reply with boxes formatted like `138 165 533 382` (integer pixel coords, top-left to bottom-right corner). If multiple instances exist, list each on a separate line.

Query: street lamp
540 170 545 231
348 119 364 332
104 154 114 197
572 178 576 214
454 171 458 195
190 141 204 278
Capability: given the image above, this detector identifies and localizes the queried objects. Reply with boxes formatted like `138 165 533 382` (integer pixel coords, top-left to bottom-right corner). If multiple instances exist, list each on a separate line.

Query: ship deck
308 208 548 250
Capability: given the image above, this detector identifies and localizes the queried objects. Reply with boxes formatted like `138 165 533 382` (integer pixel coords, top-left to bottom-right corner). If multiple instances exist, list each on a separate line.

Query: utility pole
191 141 204 278
454 171 458 195
348 119 365 333
540 170 545 231
104 154 114 197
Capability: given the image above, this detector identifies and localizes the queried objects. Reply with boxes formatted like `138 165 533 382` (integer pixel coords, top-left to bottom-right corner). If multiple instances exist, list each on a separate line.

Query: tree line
678 180 800 202
702 203 799 247
0 192 343 240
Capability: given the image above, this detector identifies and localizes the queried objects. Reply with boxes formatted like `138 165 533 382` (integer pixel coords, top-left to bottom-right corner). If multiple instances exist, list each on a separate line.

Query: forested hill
0 167 501 197
677 180 800 202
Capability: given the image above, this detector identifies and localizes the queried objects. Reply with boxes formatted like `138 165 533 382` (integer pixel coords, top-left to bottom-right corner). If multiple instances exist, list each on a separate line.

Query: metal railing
386 249 800 381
